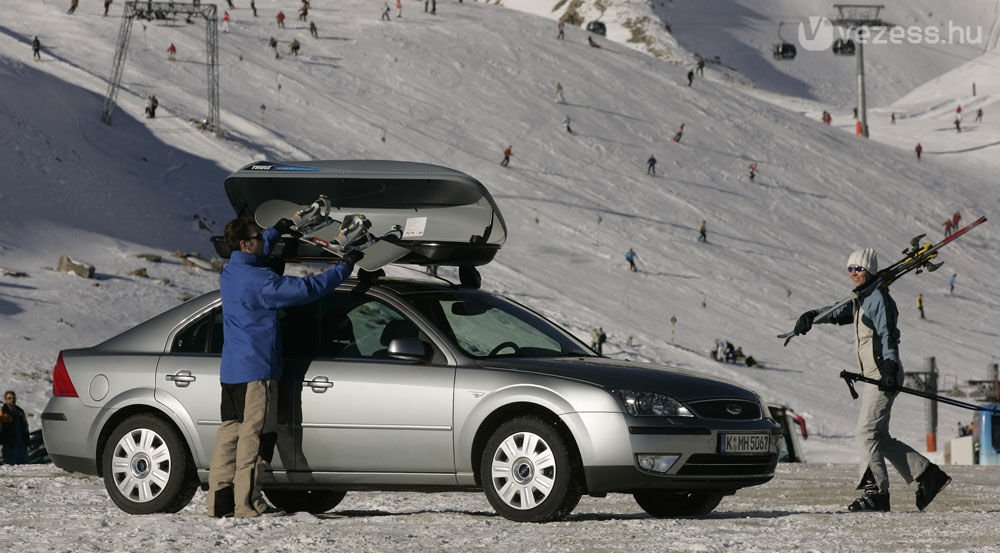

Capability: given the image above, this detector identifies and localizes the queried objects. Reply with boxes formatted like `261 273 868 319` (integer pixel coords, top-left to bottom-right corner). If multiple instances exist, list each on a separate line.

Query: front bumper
566 412 782 494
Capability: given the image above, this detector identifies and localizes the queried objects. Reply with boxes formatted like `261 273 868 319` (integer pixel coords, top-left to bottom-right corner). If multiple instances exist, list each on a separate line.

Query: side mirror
388 338 433 363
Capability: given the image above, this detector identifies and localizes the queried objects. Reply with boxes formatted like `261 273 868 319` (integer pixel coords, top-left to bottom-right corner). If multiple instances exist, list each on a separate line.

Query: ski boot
915 464 951 511
848 478 890 513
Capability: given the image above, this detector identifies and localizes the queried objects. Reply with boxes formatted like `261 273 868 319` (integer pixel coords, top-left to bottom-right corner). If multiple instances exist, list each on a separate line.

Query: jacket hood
479 357 759 402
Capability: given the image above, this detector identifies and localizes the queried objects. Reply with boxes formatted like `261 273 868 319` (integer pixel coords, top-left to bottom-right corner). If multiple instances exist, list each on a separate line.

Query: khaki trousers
207 379 278 517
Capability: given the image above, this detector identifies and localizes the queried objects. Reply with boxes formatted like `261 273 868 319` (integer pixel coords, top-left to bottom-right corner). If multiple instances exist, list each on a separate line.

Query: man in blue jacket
207 216 361 518
793 248 950 512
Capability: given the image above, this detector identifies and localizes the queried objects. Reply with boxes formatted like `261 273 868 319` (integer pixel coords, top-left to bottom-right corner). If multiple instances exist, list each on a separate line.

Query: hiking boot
915 465 951 511
848 487 890 512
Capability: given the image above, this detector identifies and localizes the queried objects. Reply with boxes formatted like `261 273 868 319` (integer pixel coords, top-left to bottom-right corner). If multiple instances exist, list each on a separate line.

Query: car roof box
216 160 507 266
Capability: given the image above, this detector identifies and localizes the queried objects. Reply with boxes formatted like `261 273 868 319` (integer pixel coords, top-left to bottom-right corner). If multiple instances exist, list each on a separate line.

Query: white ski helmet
847 248 878 274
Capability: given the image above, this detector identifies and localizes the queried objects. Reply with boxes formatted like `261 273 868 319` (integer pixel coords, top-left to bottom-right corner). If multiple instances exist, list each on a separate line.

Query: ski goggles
847 265 867 274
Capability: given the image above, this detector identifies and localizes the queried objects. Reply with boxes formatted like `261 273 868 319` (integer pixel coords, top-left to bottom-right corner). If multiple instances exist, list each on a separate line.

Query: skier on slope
555 82 565 104
792 248 951 512
31 36 41 61
500 145 512 167
672 123 685 143
167 42 177 61
309 20 318 39
697 220 707 242
276 10 286 28
914 142 922 161
687 69 694 86
749 163 758 181
647 155 657 176
269 36 279 58
563 115 573 134
624 248 638 272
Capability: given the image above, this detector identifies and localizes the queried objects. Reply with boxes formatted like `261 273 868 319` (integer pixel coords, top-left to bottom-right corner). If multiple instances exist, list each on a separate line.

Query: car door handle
304 376 334 393
166 370 197 387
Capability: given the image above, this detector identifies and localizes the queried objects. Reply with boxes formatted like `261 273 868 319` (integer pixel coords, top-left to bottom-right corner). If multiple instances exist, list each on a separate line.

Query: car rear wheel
263 489 346 514
101 414 198 514
633 490 725 517
480 416 581 523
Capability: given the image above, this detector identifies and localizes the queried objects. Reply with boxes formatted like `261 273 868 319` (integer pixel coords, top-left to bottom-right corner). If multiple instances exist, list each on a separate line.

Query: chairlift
832 38 856 56
772 22 797 61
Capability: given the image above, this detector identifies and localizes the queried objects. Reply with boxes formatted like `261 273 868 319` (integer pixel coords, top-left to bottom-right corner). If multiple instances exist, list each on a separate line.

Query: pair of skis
778 216 987 346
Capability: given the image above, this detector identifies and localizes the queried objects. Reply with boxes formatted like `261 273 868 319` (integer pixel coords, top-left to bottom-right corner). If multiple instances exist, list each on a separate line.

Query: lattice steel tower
101 1 221 136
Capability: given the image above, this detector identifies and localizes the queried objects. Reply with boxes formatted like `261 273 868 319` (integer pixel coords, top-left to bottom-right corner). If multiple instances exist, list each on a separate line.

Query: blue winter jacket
219 227 352 384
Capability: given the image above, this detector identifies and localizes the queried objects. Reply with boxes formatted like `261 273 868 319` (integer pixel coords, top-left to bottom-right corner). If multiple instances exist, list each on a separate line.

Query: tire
263 489 346 514
101 414 198 514
633 491 725 518
479 415 581 523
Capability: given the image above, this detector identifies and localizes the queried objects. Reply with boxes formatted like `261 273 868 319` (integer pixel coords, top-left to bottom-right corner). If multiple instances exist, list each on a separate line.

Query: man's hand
878 360 900 392
272 218 300 237
342 249 364 268
793 310 817 336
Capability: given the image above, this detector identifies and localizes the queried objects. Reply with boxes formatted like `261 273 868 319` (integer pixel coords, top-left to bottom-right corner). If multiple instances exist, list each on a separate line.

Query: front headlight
612 389 693 417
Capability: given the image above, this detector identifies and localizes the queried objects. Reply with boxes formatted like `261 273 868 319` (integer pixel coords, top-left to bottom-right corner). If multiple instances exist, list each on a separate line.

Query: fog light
636 454 680 473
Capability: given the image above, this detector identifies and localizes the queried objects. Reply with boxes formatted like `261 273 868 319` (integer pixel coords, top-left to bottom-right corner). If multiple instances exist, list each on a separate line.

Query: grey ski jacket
817 284 900 378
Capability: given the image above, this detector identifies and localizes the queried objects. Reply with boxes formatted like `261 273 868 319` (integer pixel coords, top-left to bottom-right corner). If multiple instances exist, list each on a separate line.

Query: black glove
272 218 299 237
793 310 817 336
878 360 900 392
341 249 364 268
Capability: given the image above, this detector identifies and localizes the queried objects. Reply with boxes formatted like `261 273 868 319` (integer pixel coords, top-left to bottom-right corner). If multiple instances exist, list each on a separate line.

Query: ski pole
839 370 1000 412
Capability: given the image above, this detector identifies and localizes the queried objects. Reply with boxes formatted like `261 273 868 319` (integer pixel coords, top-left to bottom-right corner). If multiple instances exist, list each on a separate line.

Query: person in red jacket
914 142 922 161
500 145 512 167
276 10 286 28
167 42 177 61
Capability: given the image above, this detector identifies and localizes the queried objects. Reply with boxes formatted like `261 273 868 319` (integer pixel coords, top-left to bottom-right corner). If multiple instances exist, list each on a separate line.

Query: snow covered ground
2 0 1000 545
4 463 1000 552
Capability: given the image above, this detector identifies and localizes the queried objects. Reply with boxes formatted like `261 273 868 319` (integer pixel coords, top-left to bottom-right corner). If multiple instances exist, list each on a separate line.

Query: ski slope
1 0 999 477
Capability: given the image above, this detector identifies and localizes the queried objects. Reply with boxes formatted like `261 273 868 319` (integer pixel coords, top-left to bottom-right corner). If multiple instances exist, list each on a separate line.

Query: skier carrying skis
31 36 41 61
647 155 657 176
914 142 922 161
500 145 512 167
625 248 638 272
672 123 685 143
792 248 951 512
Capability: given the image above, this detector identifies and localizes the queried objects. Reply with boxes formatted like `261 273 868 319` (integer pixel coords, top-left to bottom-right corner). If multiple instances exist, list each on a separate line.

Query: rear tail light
52 352 78 397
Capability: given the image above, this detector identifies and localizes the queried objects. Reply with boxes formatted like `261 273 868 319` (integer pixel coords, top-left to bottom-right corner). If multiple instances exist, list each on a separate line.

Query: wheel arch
95 404 194 478
469 402 586 490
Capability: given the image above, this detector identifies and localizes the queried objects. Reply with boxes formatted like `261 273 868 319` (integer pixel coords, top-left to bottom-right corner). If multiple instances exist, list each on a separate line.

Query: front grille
676 454 778 476
688 399 761 420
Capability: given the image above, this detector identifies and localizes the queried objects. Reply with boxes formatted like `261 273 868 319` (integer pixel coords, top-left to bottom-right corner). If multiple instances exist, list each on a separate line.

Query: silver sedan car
42 277 780 522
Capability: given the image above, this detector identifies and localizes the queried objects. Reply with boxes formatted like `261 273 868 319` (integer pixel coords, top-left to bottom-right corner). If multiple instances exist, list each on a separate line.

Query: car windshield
404 291 593 359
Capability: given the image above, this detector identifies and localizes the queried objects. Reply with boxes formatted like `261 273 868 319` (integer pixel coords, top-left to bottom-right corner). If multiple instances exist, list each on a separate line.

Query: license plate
719 433 770 454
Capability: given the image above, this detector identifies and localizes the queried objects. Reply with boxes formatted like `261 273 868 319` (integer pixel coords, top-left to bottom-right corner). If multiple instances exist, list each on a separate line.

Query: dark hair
224 217 259 251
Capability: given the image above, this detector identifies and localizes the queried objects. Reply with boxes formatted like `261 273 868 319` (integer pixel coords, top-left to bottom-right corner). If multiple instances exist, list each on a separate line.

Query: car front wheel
101 414 198 514
480 416 581 523
264 489 346 514
633 490 725 517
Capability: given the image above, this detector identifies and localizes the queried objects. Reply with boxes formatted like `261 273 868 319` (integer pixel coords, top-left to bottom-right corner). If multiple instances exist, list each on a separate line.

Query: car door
295 291 456 474
154 304 291 471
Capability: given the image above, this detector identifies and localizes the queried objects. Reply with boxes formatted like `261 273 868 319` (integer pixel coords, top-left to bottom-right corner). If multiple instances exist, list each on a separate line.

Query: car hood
479 357 759 402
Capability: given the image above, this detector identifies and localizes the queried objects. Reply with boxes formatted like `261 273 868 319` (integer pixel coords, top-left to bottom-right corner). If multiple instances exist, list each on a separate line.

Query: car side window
318 292 442 362
172 307 223 354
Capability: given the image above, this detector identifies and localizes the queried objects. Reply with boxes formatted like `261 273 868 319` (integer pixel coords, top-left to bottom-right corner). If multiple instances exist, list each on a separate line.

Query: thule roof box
212 160 507 267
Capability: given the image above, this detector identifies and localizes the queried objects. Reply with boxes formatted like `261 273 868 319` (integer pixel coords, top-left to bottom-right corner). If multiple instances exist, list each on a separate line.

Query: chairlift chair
772 22 797 60
832 38 856 56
